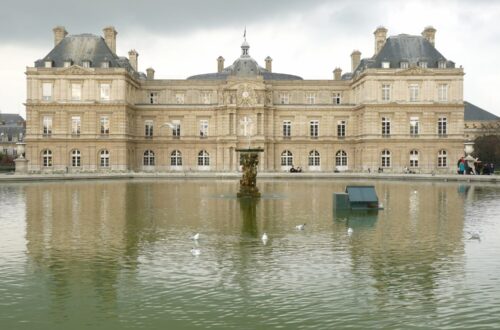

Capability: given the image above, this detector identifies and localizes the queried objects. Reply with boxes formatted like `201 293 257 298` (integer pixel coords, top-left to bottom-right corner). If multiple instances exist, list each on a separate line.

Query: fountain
236 116 263 198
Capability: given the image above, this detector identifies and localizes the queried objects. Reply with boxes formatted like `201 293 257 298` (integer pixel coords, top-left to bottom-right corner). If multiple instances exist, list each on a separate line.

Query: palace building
25 26 465 173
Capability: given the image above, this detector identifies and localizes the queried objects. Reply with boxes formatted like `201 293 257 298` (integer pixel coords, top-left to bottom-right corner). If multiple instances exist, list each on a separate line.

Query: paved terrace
0 172 498 183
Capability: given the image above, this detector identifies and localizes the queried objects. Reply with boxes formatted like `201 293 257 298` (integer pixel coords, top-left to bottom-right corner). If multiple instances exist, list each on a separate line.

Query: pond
1 179 499 329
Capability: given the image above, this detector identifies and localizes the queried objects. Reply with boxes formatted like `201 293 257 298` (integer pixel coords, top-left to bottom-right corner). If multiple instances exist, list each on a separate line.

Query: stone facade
25 26 465 173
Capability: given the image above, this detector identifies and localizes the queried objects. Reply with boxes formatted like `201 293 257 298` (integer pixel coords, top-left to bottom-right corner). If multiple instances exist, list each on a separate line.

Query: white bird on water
347 227 353 236
191 247 201 256
295 223 306 230
261 232 268 243
469 231 481 240
191 233 200 240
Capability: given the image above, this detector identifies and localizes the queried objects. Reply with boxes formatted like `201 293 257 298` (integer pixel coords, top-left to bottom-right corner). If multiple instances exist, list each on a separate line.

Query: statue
236 115 263 198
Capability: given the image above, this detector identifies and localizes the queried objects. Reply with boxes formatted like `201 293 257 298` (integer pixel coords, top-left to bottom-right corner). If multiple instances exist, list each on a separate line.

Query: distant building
0 113 25 157
25 25 464 173
464 101 500 140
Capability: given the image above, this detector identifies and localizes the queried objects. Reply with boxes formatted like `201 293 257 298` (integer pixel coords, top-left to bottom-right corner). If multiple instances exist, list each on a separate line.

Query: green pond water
0 179 499 329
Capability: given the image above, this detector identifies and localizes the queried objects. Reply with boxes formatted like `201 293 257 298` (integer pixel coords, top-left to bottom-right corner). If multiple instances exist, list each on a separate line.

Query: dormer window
381 61 390 69
101 61 110 68
400 61 409 69
418 61 428 68
438 60 446 69
82 60 91 68
44 60 53 68
63 59 73 68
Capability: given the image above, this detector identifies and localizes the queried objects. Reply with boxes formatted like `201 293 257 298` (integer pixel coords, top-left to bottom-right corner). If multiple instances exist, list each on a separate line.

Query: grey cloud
1 0 332 45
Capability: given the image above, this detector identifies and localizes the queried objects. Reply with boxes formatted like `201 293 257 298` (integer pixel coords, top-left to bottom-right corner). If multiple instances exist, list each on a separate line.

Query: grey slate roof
0 114 25 142
464 101 500 121
353 34 455 75
0 113 24 126
34 34 142 78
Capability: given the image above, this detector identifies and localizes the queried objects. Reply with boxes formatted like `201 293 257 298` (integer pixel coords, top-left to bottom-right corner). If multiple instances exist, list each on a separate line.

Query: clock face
242 91 249 98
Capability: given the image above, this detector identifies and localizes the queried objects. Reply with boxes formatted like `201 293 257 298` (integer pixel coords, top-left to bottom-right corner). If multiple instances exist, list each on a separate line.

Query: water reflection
3 180 497 329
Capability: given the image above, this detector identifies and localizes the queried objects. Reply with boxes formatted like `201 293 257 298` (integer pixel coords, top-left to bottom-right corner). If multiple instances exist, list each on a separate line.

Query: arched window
198 150 210 166
71 149 81 167
410 150 419 167
170 150 182 166
281 150 293 166
42 149 52 167
143 150 155 166
335 150 348 167
381 149 391 167
308 150 320 166
438 149 447 167
100 149 110 167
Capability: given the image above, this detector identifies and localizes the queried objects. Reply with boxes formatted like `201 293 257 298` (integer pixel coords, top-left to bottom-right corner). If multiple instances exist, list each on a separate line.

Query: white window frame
381 149 391 168
337 120 346 138
400 61 409 69
335 150 348 170
100 150 110 168
43 116 52 136
200 119 209 138
170 150 183 167
175 93 185 104
198 150 210 167
332 92 341 105
71 149 81 167
280 93 289 104
42 149 52 167
149 92 159 104
409 84 419 102
418 61 428 68
308 150 321 169
438 150 447 167
410 117 419 136
438 84 448 102
172 120 181 138
143 150 155 166
381 117 391 136
410 150 419 168
283 120 291 138
100 116 110 135
310 120 319 138
71 116 81 136
42 82 53 101
145 120 154 138
281 150 293 167
306 93 315 105
438 117 447 135
100 83 111 101
71 83 82 101
382 84 391 102
381 61 390 68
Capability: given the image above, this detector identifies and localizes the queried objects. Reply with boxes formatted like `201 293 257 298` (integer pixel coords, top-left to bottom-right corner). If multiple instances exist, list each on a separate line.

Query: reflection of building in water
346 183 465 309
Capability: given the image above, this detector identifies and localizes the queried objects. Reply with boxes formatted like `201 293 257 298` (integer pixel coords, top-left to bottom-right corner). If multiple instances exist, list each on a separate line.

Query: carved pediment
56 65 92 75
396 66 432 76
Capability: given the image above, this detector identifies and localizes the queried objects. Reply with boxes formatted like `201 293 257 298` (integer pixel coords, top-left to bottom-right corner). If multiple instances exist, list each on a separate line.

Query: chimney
422 26 436 46
265 56 272 72
217 56 225 73
374 26 388 54
351 50 361 72
103 26 117 53
146 67 155 80
128 49 138 71
53 26 68 46
333 67 342 80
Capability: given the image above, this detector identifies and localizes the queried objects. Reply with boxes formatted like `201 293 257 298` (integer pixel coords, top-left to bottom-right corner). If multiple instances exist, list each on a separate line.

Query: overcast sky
1 0 500 118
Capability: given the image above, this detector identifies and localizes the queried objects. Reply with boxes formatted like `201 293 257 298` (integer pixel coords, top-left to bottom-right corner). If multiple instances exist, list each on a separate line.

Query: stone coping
0 171 498 184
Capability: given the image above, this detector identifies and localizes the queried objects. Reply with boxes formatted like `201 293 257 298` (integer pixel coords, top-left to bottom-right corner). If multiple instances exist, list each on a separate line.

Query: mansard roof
0 113 24 126
354 34 455 74
464 101 500 121
34 34 136 72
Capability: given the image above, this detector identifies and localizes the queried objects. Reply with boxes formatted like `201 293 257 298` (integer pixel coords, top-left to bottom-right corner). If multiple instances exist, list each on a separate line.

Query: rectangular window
145 120 153 138
200 120 208 138
101 61 109 68
71 83 82 101
100 116 109 135
44 61 52 68
409 84 419 102
149 92 158 104
100 83 111 101
310 120 319 138
382 117 391 136
172 120 181 138
438 61 446 69
410 117 419 136
42 83 53 101
438 117 447 135
306 93 315 105
438 84 448 102
382 84 391 101
382 61 390 68
337 120 346 137
283 120 291 138
43 116 52 136
175 93 185 104
332 92 341 105
419 62 428 68
280 93 289 104
82 61 91 68
71 116 81 135
400 61 409 69
64 60 72 68
201 92 211 104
